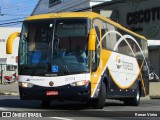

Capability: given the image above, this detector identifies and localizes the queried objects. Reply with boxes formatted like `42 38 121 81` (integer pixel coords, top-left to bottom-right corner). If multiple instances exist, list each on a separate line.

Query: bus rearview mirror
88 29 96 51
6 32 20 54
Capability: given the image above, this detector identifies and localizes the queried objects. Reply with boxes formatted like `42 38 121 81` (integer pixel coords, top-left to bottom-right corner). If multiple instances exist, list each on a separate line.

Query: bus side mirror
88 29 96 51
6 32 20 54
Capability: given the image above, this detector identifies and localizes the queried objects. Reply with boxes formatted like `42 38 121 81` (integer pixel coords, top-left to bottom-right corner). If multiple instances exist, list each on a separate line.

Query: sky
0 0 112 28
0 0 39 27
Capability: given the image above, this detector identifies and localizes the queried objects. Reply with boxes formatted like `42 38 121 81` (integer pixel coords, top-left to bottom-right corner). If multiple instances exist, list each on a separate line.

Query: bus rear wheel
124 85 140 106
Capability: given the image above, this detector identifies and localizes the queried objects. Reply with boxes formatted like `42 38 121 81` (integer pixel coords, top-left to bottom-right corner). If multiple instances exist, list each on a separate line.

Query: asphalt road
0 96 160 120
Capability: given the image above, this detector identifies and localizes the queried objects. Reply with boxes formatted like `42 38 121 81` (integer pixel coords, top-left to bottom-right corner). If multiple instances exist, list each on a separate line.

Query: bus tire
92 82 106 109
124 85 140 106
41 100 51 108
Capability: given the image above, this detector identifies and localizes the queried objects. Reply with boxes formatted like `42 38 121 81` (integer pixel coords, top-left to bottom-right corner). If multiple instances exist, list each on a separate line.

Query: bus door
90 19 102 98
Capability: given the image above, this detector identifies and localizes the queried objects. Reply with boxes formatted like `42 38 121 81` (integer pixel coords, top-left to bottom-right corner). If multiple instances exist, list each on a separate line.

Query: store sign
127 7 160 25
0 39 6 42
49 0 61 7
126 7 160 32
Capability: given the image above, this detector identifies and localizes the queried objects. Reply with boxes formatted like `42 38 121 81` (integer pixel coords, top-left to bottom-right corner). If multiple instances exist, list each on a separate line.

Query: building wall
32 0 110 15
94 0 160 39
93 0 160 76
149 48 160 76
0 27 21 65
47 0 90 13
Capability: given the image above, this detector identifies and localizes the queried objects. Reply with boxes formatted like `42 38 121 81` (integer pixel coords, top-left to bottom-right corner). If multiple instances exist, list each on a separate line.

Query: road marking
49 117 73 120
81 109 113 111
0 107 8 110
101 110 113 111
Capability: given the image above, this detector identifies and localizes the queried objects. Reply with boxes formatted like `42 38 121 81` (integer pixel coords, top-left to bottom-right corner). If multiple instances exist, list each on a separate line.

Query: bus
6 12 149 109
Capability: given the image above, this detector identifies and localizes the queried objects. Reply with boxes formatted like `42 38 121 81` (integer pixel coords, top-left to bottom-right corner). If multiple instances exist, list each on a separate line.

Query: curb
0 91 19 96
141 95 150 100
150 95 160 99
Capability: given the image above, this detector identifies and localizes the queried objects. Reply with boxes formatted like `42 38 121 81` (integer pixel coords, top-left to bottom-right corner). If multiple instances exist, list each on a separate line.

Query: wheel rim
136 88 140 102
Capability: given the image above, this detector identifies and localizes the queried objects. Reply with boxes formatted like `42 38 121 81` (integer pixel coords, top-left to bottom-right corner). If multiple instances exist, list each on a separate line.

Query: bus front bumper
19 84 91 101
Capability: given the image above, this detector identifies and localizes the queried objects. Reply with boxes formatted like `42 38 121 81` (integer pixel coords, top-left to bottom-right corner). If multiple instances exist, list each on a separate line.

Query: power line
2 4 37 12
0 20 23 27
0 21 23 26
2 8 35 13
1 0 37 8
0 0 38 27
0 22 22 27
1 0 31 7
0 17 26 23
1 13 29 16
0 0 38 16
0 1 37 18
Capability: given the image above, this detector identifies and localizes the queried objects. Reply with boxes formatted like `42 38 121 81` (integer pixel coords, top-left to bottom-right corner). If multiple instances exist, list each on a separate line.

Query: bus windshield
19 19 90 76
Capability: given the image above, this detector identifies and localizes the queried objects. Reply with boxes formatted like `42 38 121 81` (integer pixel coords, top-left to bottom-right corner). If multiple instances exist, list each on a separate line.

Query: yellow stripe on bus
91 49 112 97
138 60 147 96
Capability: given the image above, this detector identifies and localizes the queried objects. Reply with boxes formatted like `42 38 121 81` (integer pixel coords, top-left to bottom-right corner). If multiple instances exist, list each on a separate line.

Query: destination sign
57 24 86 37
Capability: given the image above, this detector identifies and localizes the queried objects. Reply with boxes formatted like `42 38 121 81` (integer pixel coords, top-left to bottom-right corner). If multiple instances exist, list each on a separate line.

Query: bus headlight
70 80 89 86
19 82 34 88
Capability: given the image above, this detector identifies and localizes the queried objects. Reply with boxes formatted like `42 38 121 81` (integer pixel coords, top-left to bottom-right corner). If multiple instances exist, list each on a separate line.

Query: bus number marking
65 77 76 81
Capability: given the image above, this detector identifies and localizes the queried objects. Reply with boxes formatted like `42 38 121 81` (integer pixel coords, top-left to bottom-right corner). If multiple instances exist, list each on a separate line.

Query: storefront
92 0 160 76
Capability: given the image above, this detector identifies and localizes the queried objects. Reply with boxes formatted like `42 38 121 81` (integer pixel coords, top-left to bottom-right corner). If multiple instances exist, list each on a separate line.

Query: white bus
6 12 149 109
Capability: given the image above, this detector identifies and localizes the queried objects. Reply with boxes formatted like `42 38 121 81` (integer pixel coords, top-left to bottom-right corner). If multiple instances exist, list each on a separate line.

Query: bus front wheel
88 82 106 109
41 100 51 108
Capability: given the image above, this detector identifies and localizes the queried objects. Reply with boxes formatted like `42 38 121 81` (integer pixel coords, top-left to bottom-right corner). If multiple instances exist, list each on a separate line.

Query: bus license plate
46 91 58 96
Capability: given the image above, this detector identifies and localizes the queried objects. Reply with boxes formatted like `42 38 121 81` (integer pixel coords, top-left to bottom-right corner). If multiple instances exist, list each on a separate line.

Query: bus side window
101 29 107 49
93 25 100 64
29 25 36 51
118 40 132 56
92 19 100 72
101 21 107 49
103 23 118 51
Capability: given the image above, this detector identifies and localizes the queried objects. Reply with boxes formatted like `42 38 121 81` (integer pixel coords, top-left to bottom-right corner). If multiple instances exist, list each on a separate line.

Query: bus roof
25 12 147 40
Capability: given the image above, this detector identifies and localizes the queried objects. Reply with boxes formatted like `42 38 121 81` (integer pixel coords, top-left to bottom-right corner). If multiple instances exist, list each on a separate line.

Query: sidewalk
0 81 160 99
150 82 160 99
0 82 19 95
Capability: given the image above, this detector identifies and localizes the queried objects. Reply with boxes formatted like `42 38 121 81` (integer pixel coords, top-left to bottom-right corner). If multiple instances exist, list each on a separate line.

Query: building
32 0 111 15
0 27 21 71
92 0 160 76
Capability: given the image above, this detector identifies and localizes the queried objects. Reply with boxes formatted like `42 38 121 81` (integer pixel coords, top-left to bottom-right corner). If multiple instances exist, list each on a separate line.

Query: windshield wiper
58 57 70 75
53 56 70 75
29 53 50 75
